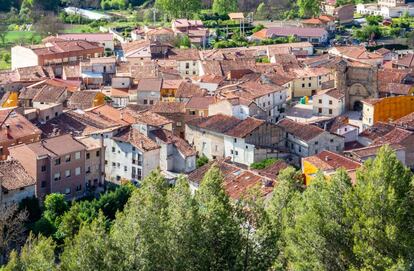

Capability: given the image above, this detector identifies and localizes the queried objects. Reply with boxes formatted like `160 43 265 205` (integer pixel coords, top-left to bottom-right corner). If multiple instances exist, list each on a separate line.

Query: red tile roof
303 150 361 171
185 96 216 110
0 159 36 191
151 129 196 157
113 127 159 152
278 118 325 141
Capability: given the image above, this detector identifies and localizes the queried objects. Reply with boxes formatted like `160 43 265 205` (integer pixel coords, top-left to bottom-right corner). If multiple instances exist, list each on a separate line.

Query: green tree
165 176 203 270
212 0 237 15
255 3 269 20
155 0 201 19
43 193 69 226
267 167 304 269
110 169 169 270
236 186 278 271
297 0 320 18
283 170 354 270
345 146 414 270
60 213 113 271
3 234 56 271
196 154 209 168
195 166 242 270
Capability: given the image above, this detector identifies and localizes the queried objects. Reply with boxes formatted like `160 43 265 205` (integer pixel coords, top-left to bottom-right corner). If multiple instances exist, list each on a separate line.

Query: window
76 185 82 191
41 181 47 188
176 122 182 127
96 150 100 157
124 166 128 172
86 153 90 159
41 165 47 172
112 147 116 153
318 108 322 114
329 109 333 115
75 167 81 176
65 188 71 195
75 152 81 160
302 83 305 88
330 139 334 143
54 173 61 181
137 168 142 180
149 100 154 105
268 101 270 105
329 100 333 105
308 83 311 87
262 103 265 107
65 155 71 162
117 163 120 168
55 158 61 165
230 150 233 154
319 99 322 104
235 151 238 155
186 63 190 69
65 170 71 178
234 138 237 143
143 99 148 105
86 166 91 174
315 141 318 145
112 162 116 167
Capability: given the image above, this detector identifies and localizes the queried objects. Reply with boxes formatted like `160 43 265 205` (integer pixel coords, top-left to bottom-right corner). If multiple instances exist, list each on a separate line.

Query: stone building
335 60 378 110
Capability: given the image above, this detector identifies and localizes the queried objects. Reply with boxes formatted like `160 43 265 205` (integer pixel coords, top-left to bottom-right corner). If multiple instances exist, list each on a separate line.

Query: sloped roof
113 127 159 152
0 159 36 191
151 129 196 157
278 118 325 141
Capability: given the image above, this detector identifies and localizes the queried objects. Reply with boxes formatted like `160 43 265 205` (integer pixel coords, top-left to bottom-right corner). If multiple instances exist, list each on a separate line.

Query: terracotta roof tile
113 127 159 152
278 118 325 141
303 150 361 171
151 129 196 157
0 159 35 191
185 96 215 110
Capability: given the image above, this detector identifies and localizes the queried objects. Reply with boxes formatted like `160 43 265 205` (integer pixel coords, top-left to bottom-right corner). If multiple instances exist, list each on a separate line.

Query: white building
312 88 346 117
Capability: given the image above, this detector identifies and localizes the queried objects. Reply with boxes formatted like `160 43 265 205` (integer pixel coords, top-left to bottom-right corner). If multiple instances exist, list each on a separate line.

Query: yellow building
0 91 19 108
302 150 361 185
362 96 414 128
290 67 334 98
161 79 183 102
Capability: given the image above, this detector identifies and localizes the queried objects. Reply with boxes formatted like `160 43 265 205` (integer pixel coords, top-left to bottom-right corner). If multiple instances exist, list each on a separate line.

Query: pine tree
345 146 414 270
3 234 56 271
165 176 203 270
110 169 170 270
283 170 354 271
60 213 113 271
195 166 242 270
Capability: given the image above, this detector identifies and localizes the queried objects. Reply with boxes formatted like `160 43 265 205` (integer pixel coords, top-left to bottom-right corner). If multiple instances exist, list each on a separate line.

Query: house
105 127 160 185
67 91 106 110
145 27 175 43
185 114 285 166
278 118 345 157
150 129 196 173
193 75 224 95
314 116 360 144
356 2 414 17
62 65 81 81
380 83 414 97
392 53 414 69
0 159 36 205
289 67 334 98
161 79 184 101
148 102 189 138
167 48 201 77
137 78 162 105
328 46 384 66
208 97 267 120
302 15 336 31
11 40 104 71
108 88 130 108
357 121 395 146
175 81 206 103
375 47 395 61
324 3 354 25
0 109 42 160
302 150 361 185
313 88 345 117
9 134 88 200
53 33 115 51
372 127 414 168
81 57 116 88
171 19 209 47
187 158 276 200
185 96 215 117
77 137 104 192
217 76 288 122
345 143 406 165
121 40 152 62
251 27 329 45
31 85 67 123
362 96 414 128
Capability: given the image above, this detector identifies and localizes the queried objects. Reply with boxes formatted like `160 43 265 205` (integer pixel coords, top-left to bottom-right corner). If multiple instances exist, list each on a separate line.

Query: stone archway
348 83 370 110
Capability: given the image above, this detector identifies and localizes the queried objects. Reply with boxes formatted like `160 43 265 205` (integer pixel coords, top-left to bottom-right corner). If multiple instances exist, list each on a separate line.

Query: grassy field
3 31 42 45
0 48 11 70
